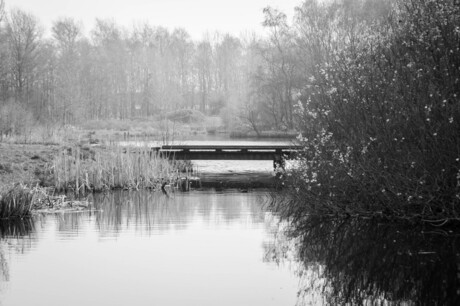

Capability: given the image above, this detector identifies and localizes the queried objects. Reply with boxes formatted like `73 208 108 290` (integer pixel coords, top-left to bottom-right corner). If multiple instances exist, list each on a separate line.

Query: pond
0 190 300 306
0 189 459 305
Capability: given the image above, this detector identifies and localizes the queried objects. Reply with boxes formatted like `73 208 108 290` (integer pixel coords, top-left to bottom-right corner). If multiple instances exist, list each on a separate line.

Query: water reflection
90 190 268 236
0 190 300 306
266 217 460 305
0 219 34 239
2 193 457 305
0 219 35 283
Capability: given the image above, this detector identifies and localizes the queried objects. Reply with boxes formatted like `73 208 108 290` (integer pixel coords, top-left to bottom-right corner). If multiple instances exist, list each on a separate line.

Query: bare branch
0 0 5 24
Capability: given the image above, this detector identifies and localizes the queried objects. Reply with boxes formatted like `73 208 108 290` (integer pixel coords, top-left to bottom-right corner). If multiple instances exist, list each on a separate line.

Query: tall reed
52 145 180 193
0 185 34 219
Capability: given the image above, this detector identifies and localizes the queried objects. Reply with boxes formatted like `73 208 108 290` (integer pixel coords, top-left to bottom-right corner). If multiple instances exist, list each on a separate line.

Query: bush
165 109 205 123
283 0 460 221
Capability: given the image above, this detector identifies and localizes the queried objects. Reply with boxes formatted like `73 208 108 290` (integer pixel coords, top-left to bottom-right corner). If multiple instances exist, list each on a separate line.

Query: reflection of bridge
153 145 300 163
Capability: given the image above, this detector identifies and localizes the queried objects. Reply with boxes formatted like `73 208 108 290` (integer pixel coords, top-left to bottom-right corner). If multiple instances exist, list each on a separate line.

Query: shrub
165 109 205 123
283 0 460 221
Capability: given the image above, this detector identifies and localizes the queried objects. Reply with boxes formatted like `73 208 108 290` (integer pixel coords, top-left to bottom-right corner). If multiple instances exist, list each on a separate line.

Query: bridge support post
273 153 285 171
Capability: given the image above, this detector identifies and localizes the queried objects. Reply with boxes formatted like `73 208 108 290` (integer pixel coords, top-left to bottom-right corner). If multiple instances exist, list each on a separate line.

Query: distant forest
0 0 301 132
0 0 458 137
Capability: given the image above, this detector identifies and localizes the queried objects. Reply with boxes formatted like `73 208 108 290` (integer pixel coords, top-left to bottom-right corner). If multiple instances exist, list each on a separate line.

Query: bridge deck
153 145 300 160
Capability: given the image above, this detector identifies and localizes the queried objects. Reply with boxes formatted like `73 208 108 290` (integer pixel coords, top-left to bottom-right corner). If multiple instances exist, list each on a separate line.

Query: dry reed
52 145 180 193
0 185 34 219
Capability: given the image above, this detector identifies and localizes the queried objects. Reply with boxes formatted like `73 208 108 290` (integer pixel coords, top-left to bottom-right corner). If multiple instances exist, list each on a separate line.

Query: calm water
0 190 459 305
0 190 301 306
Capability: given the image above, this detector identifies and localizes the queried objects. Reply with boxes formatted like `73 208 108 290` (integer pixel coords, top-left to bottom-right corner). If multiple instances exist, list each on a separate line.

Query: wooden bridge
153 144 300 164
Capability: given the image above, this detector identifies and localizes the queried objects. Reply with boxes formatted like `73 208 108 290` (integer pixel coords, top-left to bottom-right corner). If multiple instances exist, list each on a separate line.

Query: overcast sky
7 0 301 39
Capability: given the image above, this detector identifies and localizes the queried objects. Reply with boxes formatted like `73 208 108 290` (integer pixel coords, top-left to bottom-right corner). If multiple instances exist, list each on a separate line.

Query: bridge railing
152 145 301 161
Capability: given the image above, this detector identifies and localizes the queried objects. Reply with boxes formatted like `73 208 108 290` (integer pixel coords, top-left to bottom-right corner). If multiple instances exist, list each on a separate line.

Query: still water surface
0 190 300 306
0 189 459 305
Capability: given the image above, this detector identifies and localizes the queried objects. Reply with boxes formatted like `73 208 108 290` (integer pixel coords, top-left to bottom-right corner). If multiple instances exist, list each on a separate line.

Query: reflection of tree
266 217 460 305
0 219 35 283
92 190 267 236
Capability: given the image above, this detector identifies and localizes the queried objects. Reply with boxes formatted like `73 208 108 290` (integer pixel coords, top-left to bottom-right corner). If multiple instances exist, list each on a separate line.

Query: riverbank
0 142 179 218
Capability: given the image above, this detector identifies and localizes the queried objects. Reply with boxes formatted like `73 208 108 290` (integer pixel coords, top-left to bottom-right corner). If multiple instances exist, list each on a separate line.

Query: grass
0 143 58 190
52 145 181 193
1 124 82 145
0 184 92 219
0 185 34 219
0 143 196 219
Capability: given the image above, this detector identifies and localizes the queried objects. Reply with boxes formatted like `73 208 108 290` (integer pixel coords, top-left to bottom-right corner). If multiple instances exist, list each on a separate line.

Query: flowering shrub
282 0 460 221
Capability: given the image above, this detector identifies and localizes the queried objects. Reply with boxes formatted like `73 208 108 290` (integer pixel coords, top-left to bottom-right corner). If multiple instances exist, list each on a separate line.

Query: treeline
270 0 460 221
0 4 239 125
0 0 302 133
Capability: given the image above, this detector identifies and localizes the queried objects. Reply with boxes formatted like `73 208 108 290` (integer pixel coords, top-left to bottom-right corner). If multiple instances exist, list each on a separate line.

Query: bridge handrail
157 145 301 150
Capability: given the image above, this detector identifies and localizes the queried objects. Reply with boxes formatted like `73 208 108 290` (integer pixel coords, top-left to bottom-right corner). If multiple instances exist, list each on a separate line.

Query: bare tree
170 28 194 109
52 17 81 53
0 0 8 101
195 40 213 113
52 18 82 124
0 0 5 24
259 7 299 129
6 9 43 103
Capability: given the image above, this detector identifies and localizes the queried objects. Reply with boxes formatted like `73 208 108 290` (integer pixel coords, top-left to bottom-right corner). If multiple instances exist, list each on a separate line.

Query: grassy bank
79 112 223 143
0 143 58 192
0 141 191 218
